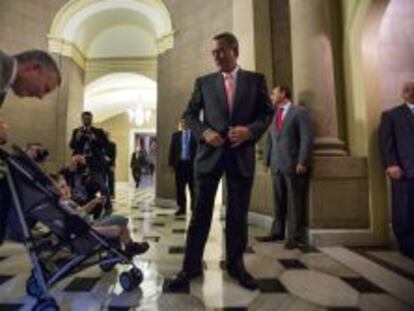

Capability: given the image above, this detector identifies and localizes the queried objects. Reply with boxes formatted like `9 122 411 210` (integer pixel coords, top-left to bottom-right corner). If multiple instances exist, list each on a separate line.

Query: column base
313 137 347 156
309 156 370 229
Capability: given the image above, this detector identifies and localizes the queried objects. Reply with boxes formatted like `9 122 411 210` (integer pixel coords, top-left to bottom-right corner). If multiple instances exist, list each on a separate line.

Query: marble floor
0 181 413 311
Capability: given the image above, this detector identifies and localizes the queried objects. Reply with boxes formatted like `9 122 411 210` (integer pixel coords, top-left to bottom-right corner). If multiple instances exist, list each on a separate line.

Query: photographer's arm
78 197 105 215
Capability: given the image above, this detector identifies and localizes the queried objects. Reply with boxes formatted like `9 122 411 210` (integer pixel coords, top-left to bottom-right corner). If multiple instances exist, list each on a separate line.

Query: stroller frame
0 146 143 311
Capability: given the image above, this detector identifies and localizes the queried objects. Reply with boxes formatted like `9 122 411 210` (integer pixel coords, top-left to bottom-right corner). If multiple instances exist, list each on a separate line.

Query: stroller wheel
26 274 44 298
130 267 144 286
32 298 59 311
99 253 117 272
99 260 116 272
120 268 142 292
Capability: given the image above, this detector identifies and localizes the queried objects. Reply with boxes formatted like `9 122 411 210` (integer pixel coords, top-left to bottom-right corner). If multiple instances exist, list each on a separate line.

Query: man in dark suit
69 111 108 173
69 111 111 213
104 132 117 198
169 32 273 290
257 86 313 249
379 80 414 259
168 118 197 215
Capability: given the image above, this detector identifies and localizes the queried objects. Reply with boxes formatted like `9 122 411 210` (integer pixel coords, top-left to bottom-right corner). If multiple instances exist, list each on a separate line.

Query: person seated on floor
50 174 149 258
60 154 112 217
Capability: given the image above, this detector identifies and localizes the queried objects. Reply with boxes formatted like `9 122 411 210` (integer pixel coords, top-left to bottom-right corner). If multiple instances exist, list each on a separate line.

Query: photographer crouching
69 111 112 215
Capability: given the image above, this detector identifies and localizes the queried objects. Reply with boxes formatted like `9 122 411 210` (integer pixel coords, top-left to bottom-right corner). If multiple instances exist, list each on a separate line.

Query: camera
26 143 49 164
33 148 49 163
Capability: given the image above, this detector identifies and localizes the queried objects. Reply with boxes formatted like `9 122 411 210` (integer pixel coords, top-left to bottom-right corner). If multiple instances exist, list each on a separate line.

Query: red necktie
276 107 284 131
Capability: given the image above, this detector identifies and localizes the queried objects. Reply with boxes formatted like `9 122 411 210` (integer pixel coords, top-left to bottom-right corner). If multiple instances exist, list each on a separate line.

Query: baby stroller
0 146 143 311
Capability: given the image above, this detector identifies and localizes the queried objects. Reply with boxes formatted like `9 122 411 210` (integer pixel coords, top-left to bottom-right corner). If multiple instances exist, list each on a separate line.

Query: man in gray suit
0 50 61 243
379 80 414 258
257 85 313 249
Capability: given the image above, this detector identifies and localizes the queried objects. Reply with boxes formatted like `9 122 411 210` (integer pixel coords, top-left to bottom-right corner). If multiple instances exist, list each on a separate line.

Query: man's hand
203 130 224 147
386 165 404 180
296 164 308 175
0 121 9 145
228 126 251 147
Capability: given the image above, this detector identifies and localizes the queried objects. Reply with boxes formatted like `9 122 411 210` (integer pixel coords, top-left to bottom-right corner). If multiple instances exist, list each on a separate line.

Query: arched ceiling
49 0 174 66
85 73 157 123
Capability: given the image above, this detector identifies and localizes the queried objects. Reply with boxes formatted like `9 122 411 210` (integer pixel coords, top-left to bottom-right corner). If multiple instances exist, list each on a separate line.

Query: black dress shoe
227 266 258 290
168 270 202 290
256 235 284 242
284 240 300 250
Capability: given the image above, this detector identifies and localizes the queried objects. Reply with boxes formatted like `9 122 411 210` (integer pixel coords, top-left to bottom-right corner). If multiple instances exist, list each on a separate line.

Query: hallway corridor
0 185 413 311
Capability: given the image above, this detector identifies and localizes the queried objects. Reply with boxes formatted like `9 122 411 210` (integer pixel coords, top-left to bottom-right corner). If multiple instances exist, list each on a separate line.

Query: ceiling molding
48 0 174 62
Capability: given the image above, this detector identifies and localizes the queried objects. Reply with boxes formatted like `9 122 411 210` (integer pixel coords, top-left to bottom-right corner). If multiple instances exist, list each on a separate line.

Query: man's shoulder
197 70 264 82
293 104 309 114
382 104 406 117
240 69 264 79
172 130 181 138
197 72 219 83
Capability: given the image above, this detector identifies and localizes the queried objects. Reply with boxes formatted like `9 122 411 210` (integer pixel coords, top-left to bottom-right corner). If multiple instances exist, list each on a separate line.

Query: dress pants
270 171 308 242
174 160 194 211
108 168 115 198
182 153 253 273
391 177 414 258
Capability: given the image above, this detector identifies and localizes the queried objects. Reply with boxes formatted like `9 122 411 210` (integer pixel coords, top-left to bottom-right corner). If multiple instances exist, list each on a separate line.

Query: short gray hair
15 50 61 85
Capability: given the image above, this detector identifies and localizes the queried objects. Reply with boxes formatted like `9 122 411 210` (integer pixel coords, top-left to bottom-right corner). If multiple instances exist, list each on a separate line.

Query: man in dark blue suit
169 32 273 290
379 80 414 258
168 118 197 215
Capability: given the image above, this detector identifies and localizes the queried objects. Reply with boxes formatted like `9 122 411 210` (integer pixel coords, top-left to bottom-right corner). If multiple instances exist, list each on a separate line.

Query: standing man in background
168 118 197 216
69 111 111 214
257 85 313 249
105 132 117 199
379 80 414 259
169 32 273 291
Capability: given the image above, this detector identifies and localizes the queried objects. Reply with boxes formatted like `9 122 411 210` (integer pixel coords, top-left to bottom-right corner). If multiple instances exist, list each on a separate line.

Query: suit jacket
106 141 117 167
168 130 197 168
264 104 313 174
379 104 414 178
69 126 108 171
0 51 15 107
183 69 273 177
130 150 148 170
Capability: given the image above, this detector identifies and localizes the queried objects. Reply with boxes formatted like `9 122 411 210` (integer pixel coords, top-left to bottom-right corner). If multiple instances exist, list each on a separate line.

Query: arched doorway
47 0 174 195
84 73 157 188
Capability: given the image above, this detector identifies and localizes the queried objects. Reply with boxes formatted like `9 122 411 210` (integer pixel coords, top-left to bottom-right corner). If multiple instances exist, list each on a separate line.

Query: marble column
290 0 346 156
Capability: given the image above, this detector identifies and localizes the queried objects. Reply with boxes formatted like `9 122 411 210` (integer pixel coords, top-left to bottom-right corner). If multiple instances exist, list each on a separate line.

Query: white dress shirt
221 66 240 93
279 101 292 120
1 58 17 93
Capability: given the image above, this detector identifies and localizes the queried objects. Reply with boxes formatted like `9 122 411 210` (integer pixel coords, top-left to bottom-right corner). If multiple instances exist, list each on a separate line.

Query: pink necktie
224 73 234 113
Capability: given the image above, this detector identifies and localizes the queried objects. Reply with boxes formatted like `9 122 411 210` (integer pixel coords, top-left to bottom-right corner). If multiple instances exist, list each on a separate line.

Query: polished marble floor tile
278 259 307 269
1 184 413 311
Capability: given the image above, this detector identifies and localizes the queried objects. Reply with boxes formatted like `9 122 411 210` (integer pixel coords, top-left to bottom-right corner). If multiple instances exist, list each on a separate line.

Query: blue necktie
181 130 190 160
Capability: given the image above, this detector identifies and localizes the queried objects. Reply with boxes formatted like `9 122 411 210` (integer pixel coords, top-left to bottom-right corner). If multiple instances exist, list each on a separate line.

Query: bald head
401 80 414 103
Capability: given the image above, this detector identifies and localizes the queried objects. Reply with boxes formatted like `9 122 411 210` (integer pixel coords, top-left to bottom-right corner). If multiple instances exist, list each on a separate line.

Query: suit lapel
231 69 246 121
280 105 295 135
215 73 230 120
400 104 414 133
